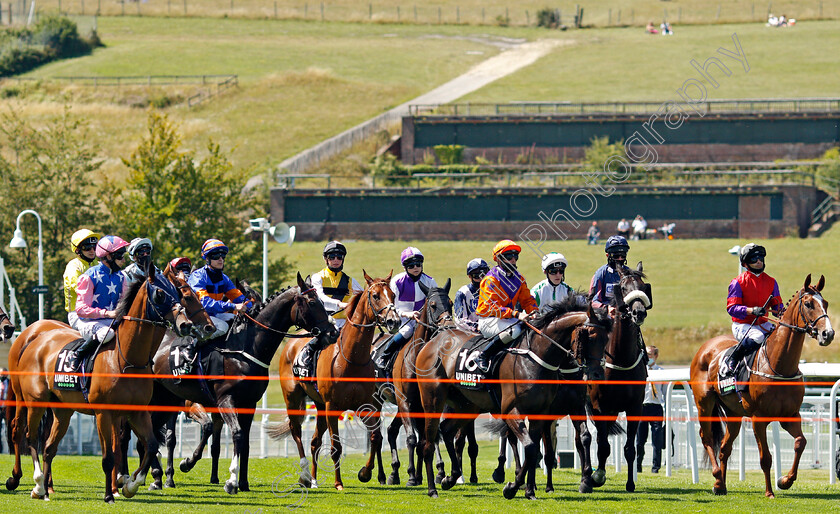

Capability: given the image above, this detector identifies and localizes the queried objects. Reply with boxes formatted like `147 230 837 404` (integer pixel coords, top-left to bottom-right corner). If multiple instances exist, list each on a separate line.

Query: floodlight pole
10 210 44 320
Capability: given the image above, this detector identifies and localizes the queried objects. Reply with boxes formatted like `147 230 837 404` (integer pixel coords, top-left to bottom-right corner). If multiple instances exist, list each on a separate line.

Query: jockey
453 258 489 332
188 238 253 339
377 247 437 370
299 241 363 374
474 240 538 373
589 235 631 316
74 235 130 358
721 243 784 376
63 229 100 329
531 252 578 309
169 257 193 280
123 237 155 286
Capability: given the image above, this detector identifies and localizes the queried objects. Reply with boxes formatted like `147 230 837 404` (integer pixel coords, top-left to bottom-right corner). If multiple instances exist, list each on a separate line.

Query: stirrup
475 355 491 374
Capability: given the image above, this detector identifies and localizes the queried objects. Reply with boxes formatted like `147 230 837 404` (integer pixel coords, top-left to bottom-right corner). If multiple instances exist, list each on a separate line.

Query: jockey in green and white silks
531 252 580 310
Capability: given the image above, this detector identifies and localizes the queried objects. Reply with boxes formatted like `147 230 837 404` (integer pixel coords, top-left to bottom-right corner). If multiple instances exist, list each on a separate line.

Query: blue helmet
466 258 489 275
605 235 629 255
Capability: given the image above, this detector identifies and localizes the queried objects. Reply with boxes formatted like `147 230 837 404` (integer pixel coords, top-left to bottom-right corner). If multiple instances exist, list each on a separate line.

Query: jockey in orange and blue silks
721 243 784 376
474 240 538 373
64 228 100 329
188 238 252 339
74 235 130 357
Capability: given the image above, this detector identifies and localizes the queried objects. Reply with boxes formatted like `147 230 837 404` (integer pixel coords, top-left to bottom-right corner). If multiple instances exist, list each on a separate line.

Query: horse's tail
702 402 727 467
482 419 508 436
4 386 16 451
266 419 292 441
37 409 54 453
585 403 626 436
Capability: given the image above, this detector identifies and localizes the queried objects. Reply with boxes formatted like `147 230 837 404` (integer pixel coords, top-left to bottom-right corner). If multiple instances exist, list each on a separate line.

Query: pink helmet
95 235 129 259
400 246 424 266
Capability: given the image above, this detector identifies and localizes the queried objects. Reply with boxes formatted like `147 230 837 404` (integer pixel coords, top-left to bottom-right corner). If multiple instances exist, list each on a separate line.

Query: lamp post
248 217 295 303
9 209 44 320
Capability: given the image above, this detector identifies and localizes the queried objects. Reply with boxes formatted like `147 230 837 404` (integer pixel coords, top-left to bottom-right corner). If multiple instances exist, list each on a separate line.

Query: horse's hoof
104 494 115 504
378 475 386 486
592 469 606 487
546 485 554 493
434 475 443 485
502 482 518 500
456 475 465 485
30 490 45 500
387 473 400 486
310 479 318 489
626 481 635 493
441 476 456 490
224 481 238 495
209 477 219 484
164 478 175 488
240 482 250 492
777 477 792 490
525 490 537 500
713 485 727 496
579 481 593 494
122 482 138 499
179 460 192 473
148 482 161 491
469 475 478 484
358 467 372 483
6 477 20 490
406 477 420 487
116 474 126 488
428 489 438 498
492 468 505 484
335 483 344 491
766 491 775 499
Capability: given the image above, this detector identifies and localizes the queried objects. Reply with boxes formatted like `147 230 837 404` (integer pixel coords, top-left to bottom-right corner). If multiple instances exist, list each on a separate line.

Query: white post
829 379 839 484
262 229 269 300
680 381 699 484
665 381 675 476
260 228 269 458
739 422 746 481
771 421 781 484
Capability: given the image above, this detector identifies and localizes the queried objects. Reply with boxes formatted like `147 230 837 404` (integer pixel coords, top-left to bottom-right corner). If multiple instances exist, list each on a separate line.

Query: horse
416 299 612 499
271 271 400 490
148 272 337 494
5 262 194 503
587 262 652 493
387 279 453 486
690 274 834 498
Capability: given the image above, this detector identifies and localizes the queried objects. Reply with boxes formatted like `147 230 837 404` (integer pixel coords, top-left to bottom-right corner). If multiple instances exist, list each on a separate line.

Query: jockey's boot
377 333 408 376
722 338 759 377
300 337 325 376
475 335 505 374
75 335 99 360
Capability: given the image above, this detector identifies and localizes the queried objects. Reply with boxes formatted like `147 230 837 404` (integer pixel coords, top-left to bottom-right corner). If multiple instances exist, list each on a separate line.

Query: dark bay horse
416 301 611 499
151 272 337 494
272 271 400 490
690 274 834 498
587 262 652 492
6 263 193 503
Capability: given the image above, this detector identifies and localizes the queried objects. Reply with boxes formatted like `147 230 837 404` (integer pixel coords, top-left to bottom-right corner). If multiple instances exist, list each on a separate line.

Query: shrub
31 15 90 58
536 8 561 28
433 144 464 165
0 15 96 77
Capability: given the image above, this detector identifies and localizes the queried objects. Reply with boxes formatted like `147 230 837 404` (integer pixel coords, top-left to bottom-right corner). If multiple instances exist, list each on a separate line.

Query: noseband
346 285 396 329
772 289 829 338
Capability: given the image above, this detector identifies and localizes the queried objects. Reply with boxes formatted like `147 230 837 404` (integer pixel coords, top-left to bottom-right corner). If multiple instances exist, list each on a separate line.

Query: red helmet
492 239 521 261
169 257 192 273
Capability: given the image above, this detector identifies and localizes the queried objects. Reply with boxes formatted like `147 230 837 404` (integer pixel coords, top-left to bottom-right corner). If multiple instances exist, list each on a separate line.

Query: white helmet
541 252 567 272
127 237 153 261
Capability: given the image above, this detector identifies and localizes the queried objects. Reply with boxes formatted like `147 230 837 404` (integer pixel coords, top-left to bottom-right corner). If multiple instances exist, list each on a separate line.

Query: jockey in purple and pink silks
375 247 437 369
721 243 784 377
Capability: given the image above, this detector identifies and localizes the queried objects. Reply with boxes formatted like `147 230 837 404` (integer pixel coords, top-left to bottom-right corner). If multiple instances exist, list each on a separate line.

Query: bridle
413 291 452 336
346 283 397 330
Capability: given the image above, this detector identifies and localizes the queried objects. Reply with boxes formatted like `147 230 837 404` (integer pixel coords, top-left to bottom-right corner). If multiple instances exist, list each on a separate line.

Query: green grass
0 442 837 511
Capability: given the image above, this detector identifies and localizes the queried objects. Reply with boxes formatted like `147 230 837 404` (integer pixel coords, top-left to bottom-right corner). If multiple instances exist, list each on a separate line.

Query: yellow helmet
70 229 101 252
492 239 521 261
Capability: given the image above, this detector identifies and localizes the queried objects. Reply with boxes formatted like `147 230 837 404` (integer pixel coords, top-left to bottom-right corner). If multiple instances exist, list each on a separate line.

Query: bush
0 15 96 77
31 15 90 58
0 42 48 77
433 144 464 165
536 8 561 28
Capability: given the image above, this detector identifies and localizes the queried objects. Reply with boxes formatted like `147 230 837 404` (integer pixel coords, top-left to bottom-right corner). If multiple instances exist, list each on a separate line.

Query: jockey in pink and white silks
74 235 130 358
376 247 437 368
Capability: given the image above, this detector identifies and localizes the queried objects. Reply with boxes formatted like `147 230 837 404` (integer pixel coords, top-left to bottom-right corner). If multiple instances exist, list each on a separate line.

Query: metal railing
0 257 27 328
3 74 237 87
409 98 840 117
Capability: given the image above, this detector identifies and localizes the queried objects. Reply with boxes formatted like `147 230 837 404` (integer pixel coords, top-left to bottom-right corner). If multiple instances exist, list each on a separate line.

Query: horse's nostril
204 325 215 333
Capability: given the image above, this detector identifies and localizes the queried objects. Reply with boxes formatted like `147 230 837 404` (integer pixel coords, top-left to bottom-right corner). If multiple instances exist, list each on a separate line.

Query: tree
0 105 106 322
104 112 291 292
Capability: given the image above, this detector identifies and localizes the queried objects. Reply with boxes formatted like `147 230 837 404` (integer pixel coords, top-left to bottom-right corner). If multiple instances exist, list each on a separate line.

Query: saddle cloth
717 346 756 396
53 338 89 393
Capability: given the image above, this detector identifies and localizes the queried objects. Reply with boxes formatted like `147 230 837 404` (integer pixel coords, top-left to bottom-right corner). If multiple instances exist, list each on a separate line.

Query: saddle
293 344 323 381
54 338 100 400
717 346 757 396
371 333 394 382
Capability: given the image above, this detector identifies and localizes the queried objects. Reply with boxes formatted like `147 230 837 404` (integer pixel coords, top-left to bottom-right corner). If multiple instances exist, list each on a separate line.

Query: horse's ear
443 278 451 295
363 269 373 285
418 280 430 296
636 261 643 273
296 272 306 290
817 275 825 292
148 260 156 280
804 274 812 290
386 269 394 282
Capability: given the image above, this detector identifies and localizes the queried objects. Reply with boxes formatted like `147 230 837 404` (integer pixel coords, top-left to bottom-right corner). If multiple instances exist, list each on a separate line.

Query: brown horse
272 271 400 490
690 274 834 498
416 300 611 499
5 264 195 503
587 263 651 492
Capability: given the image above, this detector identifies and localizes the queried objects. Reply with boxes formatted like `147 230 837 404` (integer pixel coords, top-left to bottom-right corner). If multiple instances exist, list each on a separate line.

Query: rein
345 287 396 330
522 319 576 361
240 311 322 338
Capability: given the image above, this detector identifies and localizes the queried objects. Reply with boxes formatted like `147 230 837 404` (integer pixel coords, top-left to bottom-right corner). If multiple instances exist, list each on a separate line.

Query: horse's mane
344 290 363 320
115 279 146 320
620 267 647 281
235 285 297 327
531 294 588 329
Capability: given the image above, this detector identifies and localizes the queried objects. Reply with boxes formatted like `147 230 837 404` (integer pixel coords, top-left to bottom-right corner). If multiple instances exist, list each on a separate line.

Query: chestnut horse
150 272 337 494
272 271 400 490
416 301 611 499
6 263 194 503
587 263 651 493
690 274 834 498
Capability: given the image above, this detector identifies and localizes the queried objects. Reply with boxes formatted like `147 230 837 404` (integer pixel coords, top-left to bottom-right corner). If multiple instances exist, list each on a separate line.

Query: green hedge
0 15 100 77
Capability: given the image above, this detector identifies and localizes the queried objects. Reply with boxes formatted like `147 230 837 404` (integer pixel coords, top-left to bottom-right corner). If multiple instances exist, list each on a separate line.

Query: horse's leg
439 417 467 489
144 412 168 491
285 395 313 487
323 405 345 490
386 415 402 485
118 419 132 489
216 397 243 495
209 414 223 484
592 418 611 487
509 425 523 479
357 409 384 486
163 414 177 488
121 411 160 499
5 403 26 491
492 426 508 484
402 417 418 486
95 411 116 504
41 409 73 499
573 416 595 493
624 415 641 493
451 421 466 486
407 418 424 486
309 404 328 489
466 420 479 484
502 414 539 500
752 420 775 498
422 413 441 498
25 405 48 499
543 422 556 493
525 421 544 500
777 418 806 490
236 412 254 492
